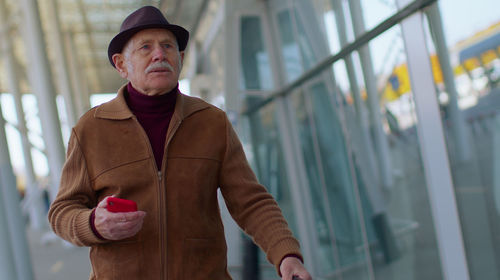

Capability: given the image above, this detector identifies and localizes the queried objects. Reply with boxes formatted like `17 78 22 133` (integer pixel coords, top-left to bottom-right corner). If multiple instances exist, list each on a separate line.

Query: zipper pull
157 171 162 181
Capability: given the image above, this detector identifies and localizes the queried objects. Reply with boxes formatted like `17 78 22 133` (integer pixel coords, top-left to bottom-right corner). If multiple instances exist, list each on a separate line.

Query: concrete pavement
27 229 90 280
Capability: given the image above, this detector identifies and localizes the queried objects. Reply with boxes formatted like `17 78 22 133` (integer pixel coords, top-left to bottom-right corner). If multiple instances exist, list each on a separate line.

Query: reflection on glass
277 8 317 82
241 101 301 278
240 16 274 90
349 23 443 277
290 82 371 278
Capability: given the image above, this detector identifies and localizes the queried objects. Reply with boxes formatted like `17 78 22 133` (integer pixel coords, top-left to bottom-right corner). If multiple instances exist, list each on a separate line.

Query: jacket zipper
157 170 165 280
133 115 182 280
131 117 165 278
160 119 182 279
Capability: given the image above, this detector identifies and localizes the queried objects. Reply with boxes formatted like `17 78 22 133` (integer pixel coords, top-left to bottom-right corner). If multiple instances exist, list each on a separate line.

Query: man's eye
162 44 171 49
140 45 150 50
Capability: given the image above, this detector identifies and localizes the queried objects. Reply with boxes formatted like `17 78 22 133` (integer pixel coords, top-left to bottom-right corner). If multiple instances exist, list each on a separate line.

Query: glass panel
428 1 500 279
277 9 303 81
320 0 398 54
240 16 274 91
276 8 317 82
289 80 371 279
244 100 296 229
333 22 444 278
240 99 300 278
313 1 445 276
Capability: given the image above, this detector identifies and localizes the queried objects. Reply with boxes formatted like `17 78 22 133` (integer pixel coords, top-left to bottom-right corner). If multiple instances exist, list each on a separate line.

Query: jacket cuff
90 208 108 241
267 238 303 276
73 209 109 245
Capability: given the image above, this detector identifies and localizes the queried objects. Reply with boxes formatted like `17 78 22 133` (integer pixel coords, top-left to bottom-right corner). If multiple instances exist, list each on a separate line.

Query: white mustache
145 61 174 74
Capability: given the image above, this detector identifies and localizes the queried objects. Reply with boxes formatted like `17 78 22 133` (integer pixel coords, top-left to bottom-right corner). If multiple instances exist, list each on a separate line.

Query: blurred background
0 0 499 279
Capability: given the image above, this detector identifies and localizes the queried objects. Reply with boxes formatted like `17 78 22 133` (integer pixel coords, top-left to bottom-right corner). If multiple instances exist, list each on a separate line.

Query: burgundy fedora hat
107 6 189 67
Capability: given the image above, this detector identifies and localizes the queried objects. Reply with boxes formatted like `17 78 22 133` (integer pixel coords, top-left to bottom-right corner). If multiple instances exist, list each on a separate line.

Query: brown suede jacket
48 85 302 279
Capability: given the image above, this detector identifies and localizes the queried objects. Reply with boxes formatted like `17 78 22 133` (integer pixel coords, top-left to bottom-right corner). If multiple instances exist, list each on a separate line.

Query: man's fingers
112 211 146 226
123 210 147 219
109 218 144 239
96 210 146 240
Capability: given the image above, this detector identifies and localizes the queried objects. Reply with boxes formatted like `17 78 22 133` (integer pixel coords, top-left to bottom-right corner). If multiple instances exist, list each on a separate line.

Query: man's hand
94 196 146 240
280 256 312 280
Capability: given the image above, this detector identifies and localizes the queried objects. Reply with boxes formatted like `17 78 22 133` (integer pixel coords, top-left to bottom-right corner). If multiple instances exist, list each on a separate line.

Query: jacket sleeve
48 129 107 246
218 115 303 274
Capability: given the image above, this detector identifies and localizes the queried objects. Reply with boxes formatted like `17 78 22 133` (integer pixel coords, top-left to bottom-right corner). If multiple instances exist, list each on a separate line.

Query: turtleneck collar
126 82 178 113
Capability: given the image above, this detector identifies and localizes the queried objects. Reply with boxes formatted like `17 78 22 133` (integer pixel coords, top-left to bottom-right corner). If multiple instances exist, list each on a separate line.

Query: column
331 0 385 213
425 3 471 162
396 0 469 278
20 0 67 201
46 0 77 127
0 69 18 280
64 31 91 118
222 0 243 272
261 1 319 274
0 0 47 230
0 92 34 280
0 185 17 279
348 0 394 190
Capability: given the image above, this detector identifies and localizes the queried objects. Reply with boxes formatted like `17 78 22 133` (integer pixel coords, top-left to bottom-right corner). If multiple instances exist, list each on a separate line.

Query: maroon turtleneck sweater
125 82 178 170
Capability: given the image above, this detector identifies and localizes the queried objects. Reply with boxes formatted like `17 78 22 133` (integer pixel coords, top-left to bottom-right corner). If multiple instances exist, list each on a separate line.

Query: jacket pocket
90 240 143 279
182 238 229 279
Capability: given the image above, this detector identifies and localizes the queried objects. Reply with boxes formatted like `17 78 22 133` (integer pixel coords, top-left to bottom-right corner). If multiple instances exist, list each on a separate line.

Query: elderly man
48 5 311 280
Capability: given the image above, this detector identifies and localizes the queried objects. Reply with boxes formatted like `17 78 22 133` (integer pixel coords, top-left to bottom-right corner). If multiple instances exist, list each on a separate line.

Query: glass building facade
228 0 499 279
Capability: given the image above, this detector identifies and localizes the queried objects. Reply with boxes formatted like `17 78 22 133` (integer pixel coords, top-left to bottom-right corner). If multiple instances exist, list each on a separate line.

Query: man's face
113 28 184 96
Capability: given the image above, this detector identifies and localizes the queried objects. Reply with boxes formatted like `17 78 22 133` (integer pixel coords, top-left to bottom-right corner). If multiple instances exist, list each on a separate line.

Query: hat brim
108 23 189 67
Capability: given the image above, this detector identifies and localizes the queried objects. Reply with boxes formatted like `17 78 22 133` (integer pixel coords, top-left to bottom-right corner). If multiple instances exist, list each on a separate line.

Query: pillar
348 0 394 190
0 0 47 230
0 90 34 280
222 0 244 272
64 31 90 119
46 0 78 127
0 186 17 279
396 0 469 278
261 1 319 274
331 0 385 214
19 0 67 201
0 83 18 280
425 3 471 162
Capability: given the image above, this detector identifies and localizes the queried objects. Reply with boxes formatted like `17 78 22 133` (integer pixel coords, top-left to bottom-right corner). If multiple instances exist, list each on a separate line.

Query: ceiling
0 0 208 94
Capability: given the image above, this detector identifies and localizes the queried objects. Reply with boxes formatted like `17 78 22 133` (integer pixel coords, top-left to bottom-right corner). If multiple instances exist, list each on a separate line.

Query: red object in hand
107 197 137 212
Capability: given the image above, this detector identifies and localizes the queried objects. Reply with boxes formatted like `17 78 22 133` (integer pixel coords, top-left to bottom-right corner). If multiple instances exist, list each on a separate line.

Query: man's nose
151 44 166 61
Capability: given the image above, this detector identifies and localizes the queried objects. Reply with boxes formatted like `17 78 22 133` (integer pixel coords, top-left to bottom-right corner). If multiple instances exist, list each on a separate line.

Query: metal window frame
396 1 470 279
241 0 438 116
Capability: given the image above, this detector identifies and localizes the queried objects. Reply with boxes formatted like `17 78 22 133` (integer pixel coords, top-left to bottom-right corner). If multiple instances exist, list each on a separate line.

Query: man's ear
112 53 128 79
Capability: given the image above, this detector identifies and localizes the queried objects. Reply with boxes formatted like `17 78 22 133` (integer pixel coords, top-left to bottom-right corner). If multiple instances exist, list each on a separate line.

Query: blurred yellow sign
383 63 411 101
384 21 500 102
383 55 443 101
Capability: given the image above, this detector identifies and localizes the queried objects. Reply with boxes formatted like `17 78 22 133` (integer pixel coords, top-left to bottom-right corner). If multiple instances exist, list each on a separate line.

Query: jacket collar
94 84 211 121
